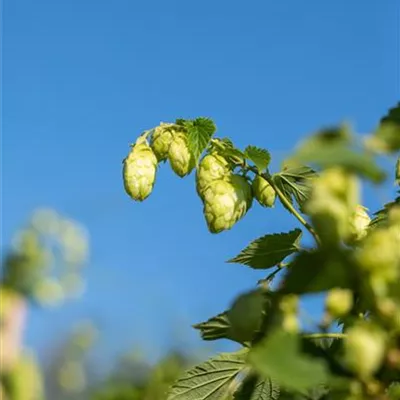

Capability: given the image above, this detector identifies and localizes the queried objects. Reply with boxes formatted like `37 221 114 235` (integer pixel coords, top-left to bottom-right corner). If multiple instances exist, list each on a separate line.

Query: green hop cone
168 131 195 177
202 174 253 233
196 153 231 199
150 123 175 161
344 322 386 378
325 288 353 318
123 138 158 201
252 175 276 207
345 205 371 244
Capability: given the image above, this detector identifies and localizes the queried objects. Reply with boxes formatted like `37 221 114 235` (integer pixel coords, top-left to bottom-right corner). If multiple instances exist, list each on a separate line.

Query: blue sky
2 0 399 365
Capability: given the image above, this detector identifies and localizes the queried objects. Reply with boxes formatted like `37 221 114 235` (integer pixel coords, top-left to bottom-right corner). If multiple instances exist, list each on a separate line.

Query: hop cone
150 123 175 161
202 174 253 233
196 153 231 198
252 175 276 207
168 131 195 177
123 139 157 201
346 205 370 244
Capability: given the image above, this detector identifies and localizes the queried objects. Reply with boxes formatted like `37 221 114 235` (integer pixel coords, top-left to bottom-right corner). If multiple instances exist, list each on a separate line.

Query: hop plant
150 123 175 161
123 138 158 201
196 153 231 198
202 174 253 233
252 175 276 208
168 131 195 177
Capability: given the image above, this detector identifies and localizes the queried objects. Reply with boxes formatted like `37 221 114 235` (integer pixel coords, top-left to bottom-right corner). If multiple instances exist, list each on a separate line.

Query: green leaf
193 312 231 342
234 374 280 400
227 229 302 270
244 146 271 172
279 249 356 295
369 102 400 153
249 330 329 393
167 350 247 400
227 289 271 344
185 117 217 162
193 290 272 345
396 157 400 186
272 165 317 210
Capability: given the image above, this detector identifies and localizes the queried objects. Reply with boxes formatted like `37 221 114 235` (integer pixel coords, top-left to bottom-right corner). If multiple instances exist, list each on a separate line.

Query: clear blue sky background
2 0 399 366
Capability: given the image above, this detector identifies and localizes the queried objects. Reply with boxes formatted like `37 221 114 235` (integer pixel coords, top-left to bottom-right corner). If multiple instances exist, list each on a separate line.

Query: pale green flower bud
202 175 253 233
123 139 158 201
252 176 276 208
150 123 175 161
168 131 195 177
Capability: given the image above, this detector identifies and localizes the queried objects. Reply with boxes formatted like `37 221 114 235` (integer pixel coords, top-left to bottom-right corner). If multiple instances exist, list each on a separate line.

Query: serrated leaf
186 118 216 163
228 230 302 270
234 374 280 400
167 350 247 400
370 102 400 153
244 146 271 172
272 166 317 211
279 249 356 295
193 312 231 342
250 330 329 393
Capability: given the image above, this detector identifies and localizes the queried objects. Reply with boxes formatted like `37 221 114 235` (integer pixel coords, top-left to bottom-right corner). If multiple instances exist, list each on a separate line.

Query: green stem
303 333 346 340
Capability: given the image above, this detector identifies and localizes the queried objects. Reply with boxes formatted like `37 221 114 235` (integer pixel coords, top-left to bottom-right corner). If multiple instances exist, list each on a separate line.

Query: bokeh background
2 0 399 396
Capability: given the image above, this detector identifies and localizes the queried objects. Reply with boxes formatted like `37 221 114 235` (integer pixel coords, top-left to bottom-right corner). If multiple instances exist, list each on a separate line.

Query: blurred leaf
234 374 280 400
396 157 400 186
194 290 272 345
185 117 216 162
288 126 385 182
369 102 400 153
250 330 329 393
227 289 271 344
369 192 400 229
279 249 356 295
244 146 271 172
272 166 317 210
167 350 247 400
228 229 302 270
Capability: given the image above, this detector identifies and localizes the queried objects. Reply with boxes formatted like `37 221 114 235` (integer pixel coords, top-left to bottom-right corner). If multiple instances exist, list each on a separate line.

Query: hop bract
150 123 175 162
168 131 195 177
252 176 276 208
123 139 158 201
202 174 253 233
196 153 231 199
